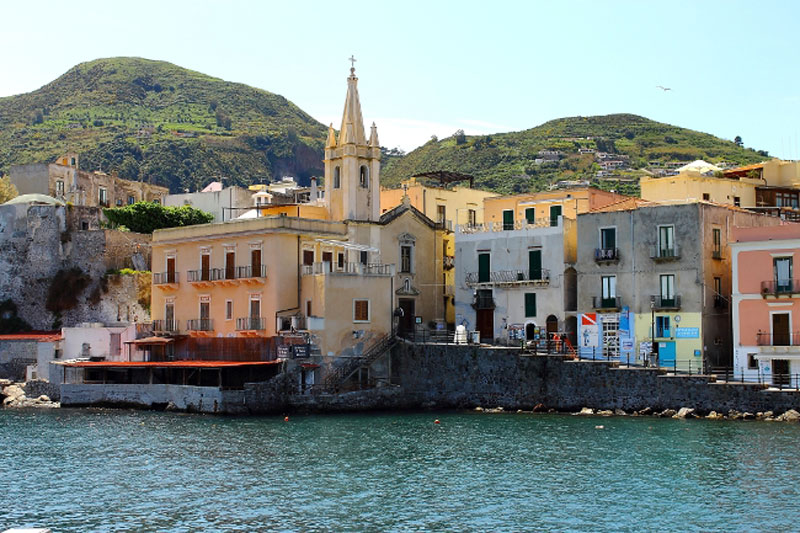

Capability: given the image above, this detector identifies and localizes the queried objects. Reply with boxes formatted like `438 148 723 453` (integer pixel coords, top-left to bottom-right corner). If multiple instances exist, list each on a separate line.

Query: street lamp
650 295 656 367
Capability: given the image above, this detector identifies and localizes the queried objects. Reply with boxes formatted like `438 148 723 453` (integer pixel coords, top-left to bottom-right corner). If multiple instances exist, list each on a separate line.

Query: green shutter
503 210 514 230
478 253 490 283
525 293 536 317
525 207 535 224
549 205 562 226
529 250 542 280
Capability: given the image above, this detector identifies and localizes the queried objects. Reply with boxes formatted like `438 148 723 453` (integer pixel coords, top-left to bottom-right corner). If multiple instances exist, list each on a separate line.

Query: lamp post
650 295 656 367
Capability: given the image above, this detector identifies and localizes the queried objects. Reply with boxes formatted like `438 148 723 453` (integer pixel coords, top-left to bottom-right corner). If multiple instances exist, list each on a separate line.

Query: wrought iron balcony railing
465 269 550 285
153 272 179 284
651 295 682 310
593 296 621 310
756 332 800 347
650 245 680 260
761 279 800 296
187 269 223 282
236 264 267 278
152 319 179 333
187 318 213 331
594 248 620 262
236 317 267 331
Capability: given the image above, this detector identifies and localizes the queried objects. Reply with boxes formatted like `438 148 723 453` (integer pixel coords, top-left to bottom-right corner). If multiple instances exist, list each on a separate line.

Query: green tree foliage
103 201 214 233
0 176 18 203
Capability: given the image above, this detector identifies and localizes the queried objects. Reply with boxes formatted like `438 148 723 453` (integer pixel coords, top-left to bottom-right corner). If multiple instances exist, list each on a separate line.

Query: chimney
310 177 318 202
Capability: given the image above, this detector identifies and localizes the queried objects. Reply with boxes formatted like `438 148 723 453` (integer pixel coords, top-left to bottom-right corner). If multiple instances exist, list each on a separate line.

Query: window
660 274 675 306
200 252 211 281
354 299 370 322
55 180 64 197
437 205 446 225
225 300 233 321
525 207 535 225
249 296 261 318
110 333 121 357
524 293 536 317
712 228 721 256
747 353 758 370
251 248 262 277
600 227 616 250
478 253 490 283
360 251 368 265
359 165 369 188
502 209 514 230
303 250 314 266
714 276 723 307
116 198 123 206
529 249 542 280
656 316 671 338
774 257 793 293
702 193 710 201
777 192 799 208
98 187 108 206
333 166 341 189
601 276 616 307
128 195 136 205
337 252 345 270
322 251 333 264
306 300 312 317
467 209 476 227
733 196 740 207
70 157 76 166
549 205 562 227
165 302 175 327
401 245 412 273
199 298 210 320
658 225 675 257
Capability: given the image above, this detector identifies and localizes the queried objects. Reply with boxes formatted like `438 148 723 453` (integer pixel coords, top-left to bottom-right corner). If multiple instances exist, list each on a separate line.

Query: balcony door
658 226 674 257
660 275 675 307
774 257 792 293
772 313 790 346
478 253 490 283
502 210 514 231
600 227 616 251
251 248 262 277
601 276 616 308
166 257 176 283
225 251 235 280
549 205 562 227
398 298 415 338
201 253 211 281
529 250 542 281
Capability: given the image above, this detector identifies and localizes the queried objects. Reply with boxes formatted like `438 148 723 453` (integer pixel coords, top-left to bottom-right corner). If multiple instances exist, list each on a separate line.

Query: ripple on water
2 409 799 532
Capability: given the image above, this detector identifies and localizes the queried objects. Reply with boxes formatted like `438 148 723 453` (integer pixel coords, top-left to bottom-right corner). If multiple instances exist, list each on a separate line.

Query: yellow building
380 174 497 326
640 171 761 207
149 64 449 386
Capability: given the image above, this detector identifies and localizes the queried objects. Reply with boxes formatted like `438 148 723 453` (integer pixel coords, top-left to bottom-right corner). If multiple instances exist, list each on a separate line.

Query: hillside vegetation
381 114 769 195
0 57 328 192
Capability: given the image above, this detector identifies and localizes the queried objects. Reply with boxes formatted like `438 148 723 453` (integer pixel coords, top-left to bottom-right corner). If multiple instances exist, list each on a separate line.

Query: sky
2 0 799 158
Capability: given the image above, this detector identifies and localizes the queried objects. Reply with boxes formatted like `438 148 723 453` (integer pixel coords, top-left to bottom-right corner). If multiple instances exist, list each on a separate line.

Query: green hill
0 57 327 192
380 114 770 195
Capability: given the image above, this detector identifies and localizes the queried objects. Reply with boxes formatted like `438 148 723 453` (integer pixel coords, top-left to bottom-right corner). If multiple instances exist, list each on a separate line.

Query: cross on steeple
348 55 357 74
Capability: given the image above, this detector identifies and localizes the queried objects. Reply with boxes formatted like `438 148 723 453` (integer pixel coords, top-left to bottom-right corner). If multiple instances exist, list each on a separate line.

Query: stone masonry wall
392 342 800 414
0 203 151 330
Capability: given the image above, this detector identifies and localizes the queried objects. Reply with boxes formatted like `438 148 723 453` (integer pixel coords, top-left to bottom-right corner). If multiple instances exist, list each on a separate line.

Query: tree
0 176 18 203
103 202 214 234
454 129 466 145
734 135 743 147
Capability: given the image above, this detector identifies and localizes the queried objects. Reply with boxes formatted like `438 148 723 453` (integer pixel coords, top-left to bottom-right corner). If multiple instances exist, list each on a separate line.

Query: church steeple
323 58 381 222
338 61 367 146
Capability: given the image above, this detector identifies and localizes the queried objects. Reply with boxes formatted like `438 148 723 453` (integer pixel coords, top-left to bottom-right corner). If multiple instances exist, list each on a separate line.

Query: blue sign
675 327 700 339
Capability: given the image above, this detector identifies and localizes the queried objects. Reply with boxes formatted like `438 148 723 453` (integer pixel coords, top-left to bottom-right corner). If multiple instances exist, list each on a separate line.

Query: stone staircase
322 333 397 393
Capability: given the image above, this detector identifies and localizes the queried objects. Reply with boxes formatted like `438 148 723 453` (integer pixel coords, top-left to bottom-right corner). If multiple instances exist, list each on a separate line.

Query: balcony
443 255 455 270
651 295 682 310
153 272 179 291
457 217 562 234
187 318 213 332
761 279 800 297
301 262 394 277
711 249 722 260
650 245 680 261
236 317 267 332
236 264 267 285
187 268 223 285
152 319 179 334
756 332 800 347
465 269 550 287
594 248 620 263
472 294 496 310
593 296 621 310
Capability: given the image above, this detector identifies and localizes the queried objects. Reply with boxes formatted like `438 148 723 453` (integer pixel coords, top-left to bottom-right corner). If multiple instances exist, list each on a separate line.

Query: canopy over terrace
57 360 283 389
124 336 175 361
412 171 475 188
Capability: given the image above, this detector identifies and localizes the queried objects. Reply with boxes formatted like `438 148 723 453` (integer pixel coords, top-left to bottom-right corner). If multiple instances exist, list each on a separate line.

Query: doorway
398 298 415 338
772 313 790 346
476 309 494 343
773 359 790 386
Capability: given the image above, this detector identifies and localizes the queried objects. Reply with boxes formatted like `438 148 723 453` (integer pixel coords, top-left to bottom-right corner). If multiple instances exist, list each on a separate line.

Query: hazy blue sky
2 0 799 157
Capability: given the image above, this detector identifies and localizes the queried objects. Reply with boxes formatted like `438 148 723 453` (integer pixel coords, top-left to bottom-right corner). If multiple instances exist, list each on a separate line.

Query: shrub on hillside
103 201 214 233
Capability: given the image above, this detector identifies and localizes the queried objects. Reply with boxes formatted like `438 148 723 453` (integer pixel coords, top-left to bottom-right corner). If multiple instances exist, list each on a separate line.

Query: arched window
333 166 341 189
360 165 369 188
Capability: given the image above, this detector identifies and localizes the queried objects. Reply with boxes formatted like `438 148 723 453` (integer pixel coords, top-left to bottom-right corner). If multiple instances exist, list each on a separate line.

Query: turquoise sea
1 409 798 532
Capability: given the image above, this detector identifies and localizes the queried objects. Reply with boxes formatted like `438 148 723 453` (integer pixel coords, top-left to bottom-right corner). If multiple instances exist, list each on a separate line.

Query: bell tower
324 58 381 222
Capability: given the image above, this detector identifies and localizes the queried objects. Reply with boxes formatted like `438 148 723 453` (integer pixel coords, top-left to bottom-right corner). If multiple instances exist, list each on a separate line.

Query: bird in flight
656 85 672 92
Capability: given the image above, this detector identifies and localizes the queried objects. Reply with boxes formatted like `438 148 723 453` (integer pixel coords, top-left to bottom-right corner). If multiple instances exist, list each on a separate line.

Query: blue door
659 341 676 367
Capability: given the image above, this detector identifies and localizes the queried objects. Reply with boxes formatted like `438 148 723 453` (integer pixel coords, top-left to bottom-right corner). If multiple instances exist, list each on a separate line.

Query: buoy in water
595 425 604 429
284 416 289 422
434 419 441 425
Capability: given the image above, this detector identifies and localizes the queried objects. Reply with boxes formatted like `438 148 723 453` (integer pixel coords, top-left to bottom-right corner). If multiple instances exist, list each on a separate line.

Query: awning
125 336 175 345
300 363 320 369
315 238 379 253
59 360 282 369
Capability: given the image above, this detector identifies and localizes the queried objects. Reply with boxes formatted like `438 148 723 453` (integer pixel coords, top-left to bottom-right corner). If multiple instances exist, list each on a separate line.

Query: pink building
732 224 800 386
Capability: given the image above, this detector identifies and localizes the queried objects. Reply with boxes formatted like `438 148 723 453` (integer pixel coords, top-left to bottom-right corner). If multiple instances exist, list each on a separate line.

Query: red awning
61 360 282 369
300 363 320 369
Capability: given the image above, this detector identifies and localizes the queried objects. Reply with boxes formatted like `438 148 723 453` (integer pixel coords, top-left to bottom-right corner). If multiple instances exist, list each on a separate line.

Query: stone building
9 153 168 207
575 201 785 371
